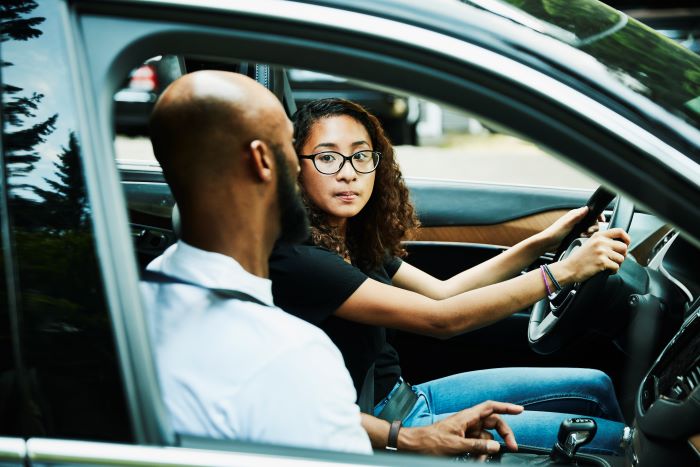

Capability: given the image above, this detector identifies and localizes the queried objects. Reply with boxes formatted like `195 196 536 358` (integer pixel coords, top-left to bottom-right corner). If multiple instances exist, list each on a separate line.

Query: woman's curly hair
293 98 419 270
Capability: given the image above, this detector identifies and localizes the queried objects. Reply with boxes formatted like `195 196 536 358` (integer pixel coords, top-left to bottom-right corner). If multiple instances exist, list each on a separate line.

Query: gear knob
550 418 597 463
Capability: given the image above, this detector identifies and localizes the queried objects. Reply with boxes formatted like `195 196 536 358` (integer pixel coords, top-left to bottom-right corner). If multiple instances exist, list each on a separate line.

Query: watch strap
386 419 402 451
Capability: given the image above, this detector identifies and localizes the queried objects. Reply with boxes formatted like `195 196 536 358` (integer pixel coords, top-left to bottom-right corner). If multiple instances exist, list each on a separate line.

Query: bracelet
386 420 402 451
543 264 562 291
539 265 552 297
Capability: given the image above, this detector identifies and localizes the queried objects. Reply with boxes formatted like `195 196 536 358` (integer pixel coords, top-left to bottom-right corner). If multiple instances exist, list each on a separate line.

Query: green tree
33 132 89 230
1 0 56 184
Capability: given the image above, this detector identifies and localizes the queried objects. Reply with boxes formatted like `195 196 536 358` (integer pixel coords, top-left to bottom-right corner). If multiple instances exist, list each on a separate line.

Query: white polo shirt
141 241 371 454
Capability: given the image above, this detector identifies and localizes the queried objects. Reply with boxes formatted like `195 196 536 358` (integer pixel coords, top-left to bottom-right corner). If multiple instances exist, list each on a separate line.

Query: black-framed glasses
298 150 382 175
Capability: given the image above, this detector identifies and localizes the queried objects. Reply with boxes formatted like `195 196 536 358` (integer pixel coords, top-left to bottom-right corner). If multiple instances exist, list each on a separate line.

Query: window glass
1 0 130 441
113 65 596 189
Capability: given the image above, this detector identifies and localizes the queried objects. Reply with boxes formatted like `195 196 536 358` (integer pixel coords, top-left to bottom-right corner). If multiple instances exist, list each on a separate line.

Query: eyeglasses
298 150 382 175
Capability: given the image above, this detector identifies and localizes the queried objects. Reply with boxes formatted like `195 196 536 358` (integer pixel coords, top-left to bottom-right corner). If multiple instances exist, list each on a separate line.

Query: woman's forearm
435 260 573 338
342 260 571 339
340 229 627 339
438 232 550 298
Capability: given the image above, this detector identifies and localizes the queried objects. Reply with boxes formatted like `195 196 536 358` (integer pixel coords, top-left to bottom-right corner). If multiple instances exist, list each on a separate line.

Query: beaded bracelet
539 265 552 296
543 264 562 292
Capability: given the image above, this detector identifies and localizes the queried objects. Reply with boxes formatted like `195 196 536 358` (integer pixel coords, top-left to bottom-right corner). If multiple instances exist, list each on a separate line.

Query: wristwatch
386 420 402 451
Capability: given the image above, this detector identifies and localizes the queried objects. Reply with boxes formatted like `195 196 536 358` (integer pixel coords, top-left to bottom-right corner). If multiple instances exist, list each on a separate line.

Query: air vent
667 358 700 400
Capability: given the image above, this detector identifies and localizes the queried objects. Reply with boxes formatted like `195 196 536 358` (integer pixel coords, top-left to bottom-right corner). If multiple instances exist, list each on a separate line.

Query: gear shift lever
550 418 597 464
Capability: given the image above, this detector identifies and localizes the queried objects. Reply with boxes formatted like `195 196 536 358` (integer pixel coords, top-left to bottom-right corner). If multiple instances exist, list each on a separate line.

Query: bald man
141 71 371 453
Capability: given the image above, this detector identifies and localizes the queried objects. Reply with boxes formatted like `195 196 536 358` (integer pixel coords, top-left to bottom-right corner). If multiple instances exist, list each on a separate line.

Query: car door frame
69 0 699 454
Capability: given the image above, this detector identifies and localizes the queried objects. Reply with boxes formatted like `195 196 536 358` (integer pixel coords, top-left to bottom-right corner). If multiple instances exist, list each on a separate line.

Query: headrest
171 203 181 239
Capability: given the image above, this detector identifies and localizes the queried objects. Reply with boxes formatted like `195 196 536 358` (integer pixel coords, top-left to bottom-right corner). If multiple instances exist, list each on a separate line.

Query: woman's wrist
524 231 555 257
547 261 575 286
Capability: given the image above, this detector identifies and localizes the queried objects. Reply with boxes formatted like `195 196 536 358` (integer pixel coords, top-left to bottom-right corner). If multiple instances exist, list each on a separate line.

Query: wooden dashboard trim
415 210 569 247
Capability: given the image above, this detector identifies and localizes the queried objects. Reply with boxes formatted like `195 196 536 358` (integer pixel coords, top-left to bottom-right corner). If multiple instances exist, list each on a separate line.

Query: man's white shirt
141 241 371 453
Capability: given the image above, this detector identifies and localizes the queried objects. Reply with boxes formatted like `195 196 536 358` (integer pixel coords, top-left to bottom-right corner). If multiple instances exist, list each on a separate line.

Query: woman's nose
336 158 357 181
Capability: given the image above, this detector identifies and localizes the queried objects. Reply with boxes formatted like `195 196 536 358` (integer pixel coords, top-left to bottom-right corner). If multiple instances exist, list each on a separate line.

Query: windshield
466 0 700 134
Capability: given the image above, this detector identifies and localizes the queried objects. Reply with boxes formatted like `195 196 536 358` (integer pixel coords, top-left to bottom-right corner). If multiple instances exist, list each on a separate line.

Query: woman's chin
326 203 364 220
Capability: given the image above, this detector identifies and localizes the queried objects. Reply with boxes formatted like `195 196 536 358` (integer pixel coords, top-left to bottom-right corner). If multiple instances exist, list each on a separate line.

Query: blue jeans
374 368 626 455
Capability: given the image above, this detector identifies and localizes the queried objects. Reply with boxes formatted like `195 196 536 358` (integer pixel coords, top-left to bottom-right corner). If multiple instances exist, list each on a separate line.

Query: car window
391 101 596 189
0 0 131 441
114 65 596 190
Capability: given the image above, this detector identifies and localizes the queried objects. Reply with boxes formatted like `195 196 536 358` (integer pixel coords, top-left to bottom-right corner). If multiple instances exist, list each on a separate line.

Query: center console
631 298 700 466
483 298 700 466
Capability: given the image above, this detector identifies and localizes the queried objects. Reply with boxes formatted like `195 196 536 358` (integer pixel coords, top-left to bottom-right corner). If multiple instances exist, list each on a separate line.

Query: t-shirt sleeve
383 255 403 278
270 243 368 325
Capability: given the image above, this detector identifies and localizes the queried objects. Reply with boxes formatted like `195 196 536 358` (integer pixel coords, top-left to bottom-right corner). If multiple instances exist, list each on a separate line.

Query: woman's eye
353 152 370 161
317 153 336 163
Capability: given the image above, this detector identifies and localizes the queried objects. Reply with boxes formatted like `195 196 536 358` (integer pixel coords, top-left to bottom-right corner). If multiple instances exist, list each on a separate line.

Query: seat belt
357 363 375 414
281 70 297 116
141 270 268 307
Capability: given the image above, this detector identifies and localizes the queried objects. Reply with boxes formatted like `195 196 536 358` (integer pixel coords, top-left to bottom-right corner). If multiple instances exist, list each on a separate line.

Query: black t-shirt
270 242 402 405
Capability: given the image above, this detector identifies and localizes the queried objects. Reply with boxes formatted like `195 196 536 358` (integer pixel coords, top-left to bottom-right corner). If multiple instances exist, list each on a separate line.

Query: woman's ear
248 139 274 182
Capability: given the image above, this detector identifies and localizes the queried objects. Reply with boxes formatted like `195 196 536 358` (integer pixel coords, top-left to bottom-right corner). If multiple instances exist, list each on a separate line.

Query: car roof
292 0 700 157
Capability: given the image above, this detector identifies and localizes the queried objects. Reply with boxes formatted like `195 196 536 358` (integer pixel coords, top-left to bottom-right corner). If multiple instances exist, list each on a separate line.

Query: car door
0 0 134 449
75 0 700 462
92 0 677 389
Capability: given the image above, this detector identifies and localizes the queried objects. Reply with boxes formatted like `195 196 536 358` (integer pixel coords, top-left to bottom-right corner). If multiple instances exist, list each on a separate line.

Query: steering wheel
528 192 634 355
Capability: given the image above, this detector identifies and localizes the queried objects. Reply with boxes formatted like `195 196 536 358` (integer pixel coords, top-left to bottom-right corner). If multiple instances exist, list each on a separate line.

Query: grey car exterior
1 0 699 466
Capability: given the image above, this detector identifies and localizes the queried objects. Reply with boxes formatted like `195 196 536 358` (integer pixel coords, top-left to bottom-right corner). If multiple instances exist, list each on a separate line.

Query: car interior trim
627 224 674 267
660 263 694 304
25 437 454 467
0 438 26 461
414 209 569 247
690 434 700 456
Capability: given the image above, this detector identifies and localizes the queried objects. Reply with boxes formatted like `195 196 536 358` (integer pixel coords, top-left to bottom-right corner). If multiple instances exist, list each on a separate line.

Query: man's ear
248 139 274 182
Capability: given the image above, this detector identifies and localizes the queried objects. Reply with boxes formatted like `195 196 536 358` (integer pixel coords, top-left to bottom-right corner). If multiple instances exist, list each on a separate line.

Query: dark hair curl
293 98 419 270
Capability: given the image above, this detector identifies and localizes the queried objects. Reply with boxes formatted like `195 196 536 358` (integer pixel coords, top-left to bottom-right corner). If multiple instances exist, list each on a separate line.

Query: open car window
114 62 596 190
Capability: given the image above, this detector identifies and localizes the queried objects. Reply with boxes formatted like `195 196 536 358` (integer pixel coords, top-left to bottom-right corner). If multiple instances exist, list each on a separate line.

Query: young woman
270 98 631 455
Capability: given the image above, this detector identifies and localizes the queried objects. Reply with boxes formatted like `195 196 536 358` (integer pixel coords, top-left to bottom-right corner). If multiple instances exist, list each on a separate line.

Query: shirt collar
156 240 274 306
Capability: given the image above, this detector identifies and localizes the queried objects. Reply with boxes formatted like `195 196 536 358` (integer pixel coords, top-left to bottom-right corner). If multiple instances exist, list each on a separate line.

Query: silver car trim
0 438 25 461
128 0 700 186
27 438 376 467
64 2 173 444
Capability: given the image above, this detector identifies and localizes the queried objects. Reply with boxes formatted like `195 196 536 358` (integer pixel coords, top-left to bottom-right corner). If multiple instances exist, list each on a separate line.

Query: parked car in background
113 55 184 135
288 69 420 144
115 62 420 144
2 0 700 466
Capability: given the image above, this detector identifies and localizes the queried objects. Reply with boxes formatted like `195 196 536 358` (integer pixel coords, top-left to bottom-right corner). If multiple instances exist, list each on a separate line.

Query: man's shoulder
250 303 338 349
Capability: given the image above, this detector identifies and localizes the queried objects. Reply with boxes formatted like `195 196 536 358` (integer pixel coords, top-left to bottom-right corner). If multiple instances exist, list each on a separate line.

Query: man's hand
398 400 524 456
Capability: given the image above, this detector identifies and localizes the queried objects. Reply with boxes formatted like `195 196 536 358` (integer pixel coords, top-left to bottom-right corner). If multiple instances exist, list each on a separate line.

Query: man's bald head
150 70 289 200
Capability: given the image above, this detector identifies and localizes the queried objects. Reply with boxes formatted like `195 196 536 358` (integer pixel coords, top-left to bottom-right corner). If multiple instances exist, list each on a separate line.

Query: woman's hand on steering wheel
538 206 605 252
557 228 631 283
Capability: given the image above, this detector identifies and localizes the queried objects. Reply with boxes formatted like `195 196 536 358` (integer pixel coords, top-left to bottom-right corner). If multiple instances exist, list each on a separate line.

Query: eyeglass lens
314 151 380 174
